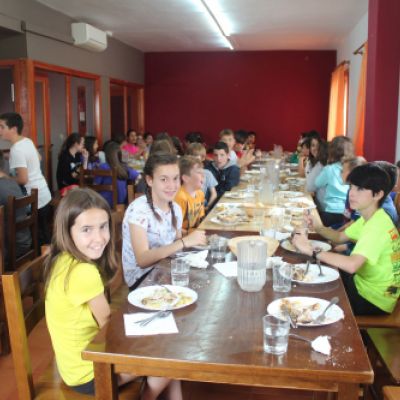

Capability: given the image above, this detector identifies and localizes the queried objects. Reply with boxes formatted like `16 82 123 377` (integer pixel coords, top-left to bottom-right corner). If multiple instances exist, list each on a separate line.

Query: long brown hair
105 142 129 179
43 188 117 291
143 153 179 229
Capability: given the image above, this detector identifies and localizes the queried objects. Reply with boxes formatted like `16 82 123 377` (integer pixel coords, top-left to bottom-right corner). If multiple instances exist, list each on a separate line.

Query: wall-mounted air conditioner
71 22 107 52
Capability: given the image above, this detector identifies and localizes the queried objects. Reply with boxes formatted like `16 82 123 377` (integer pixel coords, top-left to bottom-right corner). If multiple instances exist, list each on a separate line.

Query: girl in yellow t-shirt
44 188 182 399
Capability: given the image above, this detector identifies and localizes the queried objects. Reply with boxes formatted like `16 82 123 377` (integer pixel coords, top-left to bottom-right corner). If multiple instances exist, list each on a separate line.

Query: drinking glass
263 315 290 355
210 237 228 262
171 259 190 287
270 207 285 238
272 262 292 292
253 208 266 234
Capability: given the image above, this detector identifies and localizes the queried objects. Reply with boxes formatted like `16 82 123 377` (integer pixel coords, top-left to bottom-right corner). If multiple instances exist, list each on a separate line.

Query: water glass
253 208 266 233
263 315 290 355
210 237 228 262
272 262 292 292
171 259 190 287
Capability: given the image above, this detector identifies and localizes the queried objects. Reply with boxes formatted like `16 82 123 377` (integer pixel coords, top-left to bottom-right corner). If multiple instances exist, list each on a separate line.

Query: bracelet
180 238 185 249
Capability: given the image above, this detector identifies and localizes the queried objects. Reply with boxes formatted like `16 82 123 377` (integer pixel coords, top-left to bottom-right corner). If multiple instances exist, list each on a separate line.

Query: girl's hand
184 230 207 248
292 232 313 256
304 211 322 232
81 148 89 159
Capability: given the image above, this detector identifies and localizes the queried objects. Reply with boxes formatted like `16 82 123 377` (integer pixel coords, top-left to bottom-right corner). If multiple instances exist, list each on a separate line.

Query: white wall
336 12 368 138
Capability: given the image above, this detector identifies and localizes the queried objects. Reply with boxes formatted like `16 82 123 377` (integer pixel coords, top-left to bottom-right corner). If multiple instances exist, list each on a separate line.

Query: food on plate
141 288 192 310
280 298 321 324
292 265 308 281
217 214 240 224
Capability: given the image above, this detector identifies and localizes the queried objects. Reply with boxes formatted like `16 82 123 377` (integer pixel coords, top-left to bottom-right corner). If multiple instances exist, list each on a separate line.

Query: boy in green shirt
293 163 400 315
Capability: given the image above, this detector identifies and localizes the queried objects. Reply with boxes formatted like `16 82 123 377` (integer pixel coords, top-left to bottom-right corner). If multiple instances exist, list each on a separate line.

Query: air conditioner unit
71 22 107 52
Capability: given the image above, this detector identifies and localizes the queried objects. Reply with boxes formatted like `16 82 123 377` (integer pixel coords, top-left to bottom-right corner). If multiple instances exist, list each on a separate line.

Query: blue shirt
315 162 348 214
95 163 139 207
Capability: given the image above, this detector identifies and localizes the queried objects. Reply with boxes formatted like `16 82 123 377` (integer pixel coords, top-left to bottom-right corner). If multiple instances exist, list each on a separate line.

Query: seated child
205 141 240 200
175 156 205 235
0 150 32 268
122 153 206 290
45 188 181 399
293 163 400 316
186 142 218 207
95 142 139 207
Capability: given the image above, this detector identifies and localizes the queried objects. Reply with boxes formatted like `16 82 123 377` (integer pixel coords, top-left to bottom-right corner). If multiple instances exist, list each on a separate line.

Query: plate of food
128 285 197 311
224 191 254 199
278 191 304 198
267 296 344 326
291 263 339 284
281 239 332 253
246 169 261 174
210 215 248 226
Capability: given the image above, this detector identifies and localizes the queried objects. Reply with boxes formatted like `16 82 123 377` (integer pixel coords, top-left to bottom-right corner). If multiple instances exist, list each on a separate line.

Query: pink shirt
122 143 139 155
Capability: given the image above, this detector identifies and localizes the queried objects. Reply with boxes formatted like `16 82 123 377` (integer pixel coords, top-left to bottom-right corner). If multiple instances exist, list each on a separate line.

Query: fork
304 260 310 276
316 258 324 276
136 310 171 326
312 296 339 324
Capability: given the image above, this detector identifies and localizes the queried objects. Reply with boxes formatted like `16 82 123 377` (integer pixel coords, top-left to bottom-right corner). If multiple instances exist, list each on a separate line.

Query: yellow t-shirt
45 252 104 386
174 186 205 231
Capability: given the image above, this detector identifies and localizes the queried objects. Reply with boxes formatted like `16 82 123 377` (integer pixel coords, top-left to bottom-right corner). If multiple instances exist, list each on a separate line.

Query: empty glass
273 262 292 292
237 239 267 292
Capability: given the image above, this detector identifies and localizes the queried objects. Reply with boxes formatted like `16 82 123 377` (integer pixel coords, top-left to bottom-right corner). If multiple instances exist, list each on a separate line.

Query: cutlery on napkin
213 261 238 277
123 312 178 336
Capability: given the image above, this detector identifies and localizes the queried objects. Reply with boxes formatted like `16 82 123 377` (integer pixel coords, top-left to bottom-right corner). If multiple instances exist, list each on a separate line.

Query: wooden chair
79 168 118 211
2 254 143 399
0 205 4 274
7 188 39 271
364 328 400 400
356 300 400 329
383 386 400 400
0 205 8 355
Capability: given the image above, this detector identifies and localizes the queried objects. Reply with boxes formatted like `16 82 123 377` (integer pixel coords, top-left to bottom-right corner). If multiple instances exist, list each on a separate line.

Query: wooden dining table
83 226 373 400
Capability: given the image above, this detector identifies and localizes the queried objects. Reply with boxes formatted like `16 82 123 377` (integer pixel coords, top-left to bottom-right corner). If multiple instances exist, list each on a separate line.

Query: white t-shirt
229 150 238 164
9 138 51 209
122 195 183 287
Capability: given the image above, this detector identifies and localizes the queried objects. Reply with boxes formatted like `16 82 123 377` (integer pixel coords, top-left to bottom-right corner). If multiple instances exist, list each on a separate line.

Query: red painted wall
364 0 400 162
145 51 336 151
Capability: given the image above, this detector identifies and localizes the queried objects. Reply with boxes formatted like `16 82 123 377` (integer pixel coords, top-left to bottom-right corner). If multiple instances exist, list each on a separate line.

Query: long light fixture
199 0 234 50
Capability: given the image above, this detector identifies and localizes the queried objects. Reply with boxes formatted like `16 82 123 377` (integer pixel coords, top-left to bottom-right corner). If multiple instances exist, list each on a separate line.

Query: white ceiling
36 0 368 52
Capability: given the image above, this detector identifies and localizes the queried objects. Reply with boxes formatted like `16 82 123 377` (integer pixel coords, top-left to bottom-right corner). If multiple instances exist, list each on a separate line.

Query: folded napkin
213 261 238 277
123 312 179 336
179 250 209 268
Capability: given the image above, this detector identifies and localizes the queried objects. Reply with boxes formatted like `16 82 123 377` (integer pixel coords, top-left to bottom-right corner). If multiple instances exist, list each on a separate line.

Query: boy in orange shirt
175 156 205 235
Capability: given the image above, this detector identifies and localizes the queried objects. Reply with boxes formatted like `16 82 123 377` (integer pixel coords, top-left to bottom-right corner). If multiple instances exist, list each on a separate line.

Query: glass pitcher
237 239 268 292
260 177 275 204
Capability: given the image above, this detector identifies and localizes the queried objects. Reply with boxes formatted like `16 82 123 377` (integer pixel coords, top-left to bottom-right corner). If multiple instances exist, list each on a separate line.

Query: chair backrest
7 188 39 271
0 205 4 275
2 253 47 400
79 168 118 210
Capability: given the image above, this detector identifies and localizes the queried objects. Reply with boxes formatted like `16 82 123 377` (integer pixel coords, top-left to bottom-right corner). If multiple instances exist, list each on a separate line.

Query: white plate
291 263 340 284
267 296 344 327
224 191 253 199
278 191 304 198
281 239 332 253
210 216 247 226
246 169 261 174
128 285 198 311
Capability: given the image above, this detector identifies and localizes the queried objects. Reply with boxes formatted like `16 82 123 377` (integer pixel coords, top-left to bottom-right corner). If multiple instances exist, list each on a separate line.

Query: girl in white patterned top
122 154 206 290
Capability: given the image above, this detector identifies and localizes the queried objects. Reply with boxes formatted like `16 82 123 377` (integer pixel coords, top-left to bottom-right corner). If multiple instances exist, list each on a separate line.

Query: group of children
2 112 400 399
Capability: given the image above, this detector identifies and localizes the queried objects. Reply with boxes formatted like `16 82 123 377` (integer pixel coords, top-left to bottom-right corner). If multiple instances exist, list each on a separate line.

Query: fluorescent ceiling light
199 0 234 50
202 0 232 36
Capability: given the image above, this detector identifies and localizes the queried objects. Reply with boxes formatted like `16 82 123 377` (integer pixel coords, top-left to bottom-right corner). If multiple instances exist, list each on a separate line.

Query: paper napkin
180 250 209 268
213 261 238 277
123 312 179 336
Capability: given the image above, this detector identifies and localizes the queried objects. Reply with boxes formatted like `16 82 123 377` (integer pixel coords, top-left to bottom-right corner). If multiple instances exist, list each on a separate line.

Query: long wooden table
83 230 373 399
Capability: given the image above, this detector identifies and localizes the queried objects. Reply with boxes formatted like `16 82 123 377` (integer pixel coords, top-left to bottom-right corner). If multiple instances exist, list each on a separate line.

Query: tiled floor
0 285 319 400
